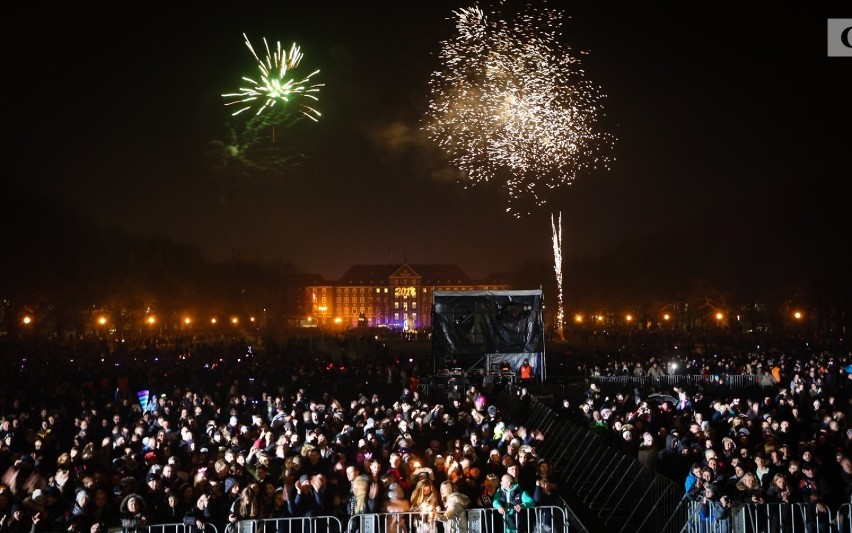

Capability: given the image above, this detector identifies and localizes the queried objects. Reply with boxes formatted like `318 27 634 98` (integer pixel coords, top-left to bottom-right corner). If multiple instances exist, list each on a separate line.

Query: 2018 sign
394 287 417 297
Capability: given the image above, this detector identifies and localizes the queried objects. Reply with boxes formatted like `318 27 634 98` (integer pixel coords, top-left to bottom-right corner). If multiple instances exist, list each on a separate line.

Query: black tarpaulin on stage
431 290 545 376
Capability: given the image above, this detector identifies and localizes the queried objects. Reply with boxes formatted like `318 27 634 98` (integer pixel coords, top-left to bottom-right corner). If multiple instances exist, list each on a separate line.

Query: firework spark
424 4 614 216
223 33 323 122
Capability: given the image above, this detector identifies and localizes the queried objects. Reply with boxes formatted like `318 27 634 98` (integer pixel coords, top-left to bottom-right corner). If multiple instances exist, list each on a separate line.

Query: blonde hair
351 477 369 514
410 478 437 508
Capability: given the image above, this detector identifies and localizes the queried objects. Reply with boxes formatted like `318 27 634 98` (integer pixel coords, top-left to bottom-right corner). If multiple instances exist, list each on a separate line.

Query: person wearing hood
435 481 470 533
119 494 149 533
493 474 534 533
657 430 690 481
0 503 31 533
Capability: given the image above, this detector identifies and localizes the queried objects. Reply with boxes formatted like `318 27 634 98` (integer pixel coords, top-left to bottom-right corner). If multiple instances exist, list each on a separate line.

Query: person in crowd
519 360 534 387
0 503 30 533
434 481 470 533
476 474 500 509
410 477 439 533
229 482 262 525
66 488 95 533
380 483 410 533
533 460 559 533
90 488 119 528
493 474 534 533
119 494 149 533
697 484 731 533
183 492 213 533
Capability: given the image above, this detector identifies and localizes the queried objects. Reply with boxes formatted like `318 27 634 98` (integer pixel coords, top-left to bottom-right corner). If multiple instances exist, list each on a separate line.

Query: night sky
5 3 850 282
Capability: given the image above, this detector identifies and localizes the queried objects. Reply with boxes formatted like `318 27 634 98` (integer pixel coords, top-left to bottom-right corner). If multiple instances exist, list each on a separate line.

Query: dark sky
5 3 850 281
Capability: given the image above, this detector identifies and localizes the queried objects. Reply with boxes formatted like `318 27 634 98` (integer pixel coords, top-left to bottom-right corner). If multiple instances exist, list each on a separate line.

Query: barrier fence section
232 516 343 533
591 374 759 393
345 506 568 533
685 501 852 533
143 522 218 533
492 385 688 533
473 374 761 411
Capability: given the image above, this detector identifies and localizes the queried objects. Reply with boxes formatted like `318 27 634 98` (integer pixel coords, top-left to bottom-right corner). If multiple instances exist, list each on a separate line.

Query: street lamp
96 315 108 339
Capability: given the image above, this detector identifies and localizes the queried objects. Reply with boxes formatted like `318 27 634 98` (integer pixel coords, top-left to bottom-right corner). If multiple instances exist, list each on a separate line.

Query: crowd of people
0 336 554 533
558 347 852 525
3 330 851 532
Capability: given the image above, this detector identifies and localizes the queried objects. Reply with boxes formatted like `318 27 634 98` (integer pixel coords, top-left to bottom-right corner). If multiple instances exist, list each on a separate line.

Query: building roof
336 263 474 285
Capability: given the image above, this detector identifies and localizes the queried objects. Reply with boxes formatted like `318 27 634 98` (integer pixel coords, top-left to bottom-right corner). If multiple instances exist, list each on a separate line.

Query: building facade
305 263 509 330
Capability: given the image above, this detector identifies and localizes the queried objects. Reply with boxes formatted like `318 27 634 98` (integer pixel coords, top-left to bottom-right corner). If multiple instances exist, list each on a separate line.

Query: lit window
412 302 417 309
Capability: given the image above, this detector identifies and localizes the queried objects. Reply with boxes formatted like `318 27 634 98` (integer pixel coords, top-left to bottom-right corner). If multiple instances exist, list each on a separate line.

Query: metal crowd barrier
345 506 568 533
684 501 852 533
233 516 343 533
493 385 687 533
591 374 759 393
118 525 219 533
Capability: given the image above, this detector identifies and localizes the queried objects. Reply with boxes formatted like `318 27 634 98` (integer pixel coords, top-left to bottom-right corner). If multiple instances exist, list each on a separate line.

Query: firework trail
223 33 323 122
424 4 614 216
551 212 564 338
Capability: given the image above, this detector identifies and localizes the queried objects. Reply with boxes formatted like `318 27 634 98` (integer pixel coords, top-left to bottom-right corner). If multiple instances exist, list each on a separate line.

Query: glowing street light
22 316 32 325
793 311 803 320
663 313 670 321
211 318 217 325
625 314 633 322
98 316 107 326
231 317 239 325
574 314 583 324
147 316 156 325
184 317 192 325
715 312 724 321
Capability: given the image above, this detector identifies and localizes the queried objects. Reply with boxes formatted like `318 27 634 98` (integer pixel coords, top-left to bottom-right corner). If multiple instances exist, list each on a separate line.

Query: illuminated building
305 263 508 329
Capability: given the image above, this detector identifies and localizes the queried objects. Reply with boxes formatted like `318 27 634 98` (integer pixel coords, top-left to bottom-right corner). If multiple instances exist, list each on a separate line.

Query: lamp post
97 315 108 340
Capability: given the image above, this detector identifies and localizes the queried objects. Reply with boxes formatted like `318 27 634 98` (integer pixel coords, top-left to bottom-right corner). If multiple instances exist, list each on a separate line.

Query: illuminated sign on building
394 287 417 298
